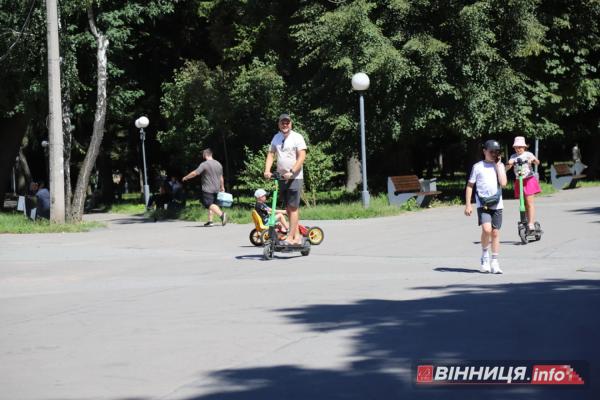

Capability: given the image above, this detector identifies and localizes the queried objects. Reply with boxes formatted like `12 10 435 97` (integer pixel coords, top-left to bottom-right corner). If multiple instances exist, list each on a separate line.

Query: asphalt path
1 187 599 400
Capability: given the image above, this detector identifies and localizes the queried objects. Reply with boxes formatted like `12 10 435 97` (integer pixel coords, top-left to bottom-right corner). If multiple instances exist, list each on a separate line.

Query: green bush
303 142 343 207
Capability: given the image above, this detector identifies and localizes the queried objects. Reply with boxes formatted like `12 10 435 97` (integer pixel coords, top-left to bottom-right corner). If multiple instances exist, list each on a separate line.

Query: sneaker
203 221 214 227
491 259 503 274
480 256 491 273
220 212 228 226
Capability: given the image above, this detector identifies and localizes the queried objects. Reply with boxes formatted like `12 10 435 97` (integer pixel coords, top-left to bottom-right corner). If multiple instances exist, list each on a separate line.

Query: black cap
483 140 501 151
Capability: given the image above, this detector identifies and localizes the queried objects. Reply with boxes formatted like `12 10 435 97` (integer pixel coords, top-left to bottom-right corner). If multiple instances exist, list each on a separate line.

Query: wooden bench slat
554 164 573 177
394 190 442 196
388 175 442 207
390 175 421 193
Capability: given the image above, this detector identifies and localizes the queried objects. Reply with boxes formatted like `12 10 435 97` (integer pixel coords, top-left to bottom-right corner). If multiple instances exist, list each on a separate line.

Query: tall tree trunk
70 7 108 222
17 147 32 193
221 130 230 190
345 154 361 192
63 85 74 219
0 115 27 209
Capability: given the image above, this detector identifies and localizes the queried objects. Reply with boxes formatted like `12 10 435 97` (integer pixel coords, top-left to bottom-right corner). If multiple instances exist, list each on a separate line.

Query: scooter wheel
518 226 528 244
250 229 263 246
261 230 271 243
534 222 542 241
307 227 324 245
263 241 274 260
300 240 311 256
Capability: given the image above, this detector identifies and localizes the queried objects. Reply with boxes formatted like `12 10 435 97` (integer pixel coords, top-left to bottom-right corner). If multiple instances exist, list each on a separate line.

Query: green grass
577 180 600 188
167 194 418 224
0 213 104 234
109 202 147 214
111 179 600 224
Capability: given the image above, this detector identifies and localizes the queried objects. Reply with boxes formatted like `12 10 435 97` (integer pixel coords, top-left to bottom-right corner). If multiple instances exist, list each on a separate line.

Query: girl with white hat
506 136 541 231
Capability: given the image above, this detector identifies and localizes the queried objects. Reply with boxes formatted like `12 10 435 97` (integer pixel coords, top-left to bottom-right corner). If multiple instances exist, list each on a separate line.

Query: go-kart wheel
534 222 542 241
307 227 324 245
249 229 263 246
263 241 274 260
518 226 528 244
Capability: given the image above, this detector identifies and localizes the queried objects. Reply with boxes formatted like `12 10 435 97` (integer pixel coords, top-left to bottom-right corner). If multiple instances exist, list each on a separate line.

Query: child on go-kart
254 188 289 233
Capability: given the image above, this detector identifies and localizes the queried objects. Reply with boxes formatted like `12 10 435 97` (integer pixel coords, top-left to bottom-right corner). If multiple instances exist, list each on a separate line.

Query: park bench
387 175 441 207
550 163 586 190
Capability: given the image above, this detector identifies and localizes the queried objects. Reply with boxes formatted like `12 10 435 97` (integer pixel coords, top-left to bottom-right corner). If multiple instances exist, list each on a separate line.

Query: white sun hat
254 188 267 198
512 136 528 148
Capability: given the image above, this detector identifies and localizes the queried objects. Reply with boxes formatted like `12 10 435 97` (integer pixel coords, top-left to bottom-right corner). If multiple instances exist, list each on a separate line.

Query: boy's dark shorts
278 179 303 209
201 192 218 209
477 207 503 229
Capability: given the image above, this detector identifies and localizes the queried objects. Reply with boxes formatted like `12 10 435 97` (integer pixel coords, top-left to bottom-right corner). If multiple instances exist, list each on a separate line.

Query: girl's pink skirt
514 176 542 198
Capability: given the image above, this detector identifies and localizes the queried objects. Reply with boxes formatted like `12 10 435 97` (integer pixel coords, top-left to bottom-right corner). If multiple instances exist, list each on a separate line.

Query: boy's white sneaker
491 259 503 274
480 256 491 273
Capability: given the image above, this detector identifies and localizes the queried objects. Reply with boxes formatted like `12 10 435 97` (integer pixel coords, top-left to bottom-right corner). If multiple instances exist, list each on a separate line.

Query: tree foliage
2 0 600 208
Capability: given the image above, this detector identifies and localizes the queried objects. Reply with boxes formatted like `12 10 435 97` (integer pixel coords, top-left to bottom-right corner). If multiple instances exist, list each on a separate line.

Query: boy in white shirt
464 140 508 273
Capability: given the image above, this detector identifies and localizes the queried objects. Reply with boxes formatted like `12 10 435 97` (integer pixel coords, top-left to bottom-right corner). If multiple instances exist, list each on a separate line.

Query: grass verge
111 179 600 224
0 213 104 234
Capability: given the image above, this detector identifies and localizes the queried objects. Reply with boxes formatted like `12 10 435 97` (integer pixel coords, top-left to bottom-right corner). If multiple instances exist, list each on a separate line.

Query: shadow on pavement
568 207 600 216
434 267 482 273
235 254 265 261
108 216 153 224
472 240 523 245
179 279 599 400
235 254 304 261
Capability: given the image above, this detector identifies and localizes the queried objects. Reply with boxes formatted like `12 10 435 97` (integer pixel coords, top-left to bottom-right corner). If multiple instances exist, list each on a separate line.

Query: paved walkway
1 187 599 400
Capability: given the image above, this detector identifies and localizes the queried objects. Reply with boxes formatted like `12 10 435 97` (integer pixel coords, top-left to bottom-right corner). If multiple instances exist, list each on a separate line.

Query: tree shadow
182 279 600 400
569 207 600 216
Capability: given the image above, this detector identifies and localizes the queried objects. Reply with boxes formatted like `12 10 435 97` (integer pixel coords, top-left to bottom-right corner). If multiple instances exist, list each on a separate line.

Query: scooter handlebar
266 172 282 180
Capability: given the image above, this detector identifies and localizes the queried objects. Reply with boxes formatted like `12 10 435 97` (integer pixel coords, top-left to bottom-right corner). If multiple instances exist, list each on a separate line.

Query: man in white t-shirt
264 114 307 245
464 140 508 274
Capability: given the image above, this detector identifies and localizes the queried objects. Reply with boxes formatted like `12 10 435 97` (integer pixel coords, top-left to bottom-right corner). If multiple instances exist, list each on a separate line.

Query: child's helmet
483 140 501 151
254 188 267 198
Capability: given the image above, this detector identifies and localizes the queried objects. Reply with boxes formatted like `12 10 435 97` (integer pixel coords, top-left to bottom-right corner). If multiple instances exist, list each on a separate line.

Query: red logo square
417 365 433 383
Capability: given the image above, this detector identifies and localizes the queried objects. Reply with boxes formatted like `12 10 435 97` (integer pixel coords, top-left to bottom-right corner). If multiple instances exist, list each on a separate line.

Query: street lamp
134 116 150 206
351 72 370 208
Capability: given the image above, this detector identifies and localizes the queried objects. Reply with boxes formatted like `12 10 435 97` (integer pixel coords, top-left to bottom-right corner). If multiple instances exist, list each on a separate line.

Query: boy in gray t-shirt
182 148 227 227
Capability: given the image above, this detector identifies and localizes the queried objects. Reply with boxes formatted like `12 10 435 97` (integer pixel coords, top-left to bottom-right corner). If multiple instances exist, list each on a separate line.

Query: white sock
482 247 490 258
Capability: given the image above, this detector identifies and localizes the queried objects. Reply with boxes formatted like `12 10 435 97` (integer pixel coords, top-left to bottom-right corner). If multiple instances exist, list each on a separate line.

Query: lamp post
351 72 370 208
134 116 150 206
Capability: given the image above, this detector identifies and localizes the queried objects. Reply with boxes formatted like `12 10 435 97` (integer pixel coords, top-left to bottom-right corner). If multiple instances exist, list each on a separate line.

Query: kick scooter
516 158 543 244
263 174 311 260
